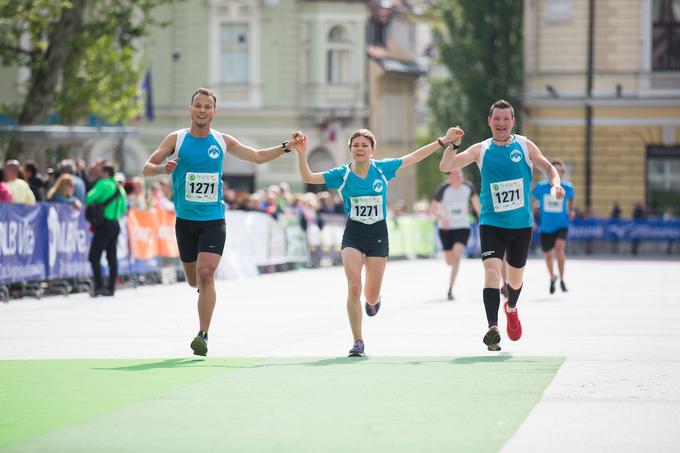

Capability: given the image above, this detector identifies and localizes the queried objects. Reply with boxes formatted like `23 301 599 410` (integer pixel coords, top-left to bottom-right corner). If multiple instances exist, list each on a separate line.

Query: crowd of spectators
1 158 677 227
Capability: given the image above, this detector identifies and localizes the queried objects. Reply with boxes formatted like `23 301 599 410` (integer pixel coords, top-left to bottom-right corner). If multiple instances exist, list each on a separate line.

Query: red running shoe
504 302 522 341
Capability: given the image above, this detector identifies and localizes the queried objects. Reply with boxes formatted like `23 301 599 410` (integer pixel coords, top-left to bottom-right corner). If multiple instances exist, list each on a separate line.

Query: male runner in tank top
143 87 302 356
439 99 565 351
431 169 480 300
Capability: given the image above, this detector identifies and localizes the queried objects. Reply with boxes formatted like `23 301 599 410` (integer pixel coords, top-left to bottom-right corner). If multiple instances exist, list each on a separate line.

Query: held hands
550 185 565 200
442 126 465 146
288 131 308 154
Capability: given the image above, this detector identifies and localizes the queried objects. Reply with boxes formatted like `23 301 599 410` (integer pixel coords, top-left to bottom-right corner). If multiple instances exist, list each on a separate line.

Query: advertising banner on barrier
317 214 344 264
156 209 179 258
0 203 48 284
127 209 158 259
125 209 159 274
569 219 680 241
45 203 91 279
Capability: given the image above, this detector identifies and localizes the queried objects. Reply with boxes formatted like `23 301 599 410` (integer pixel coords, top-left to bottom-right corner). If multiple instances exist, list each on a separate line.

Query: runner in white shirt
431 169 480 300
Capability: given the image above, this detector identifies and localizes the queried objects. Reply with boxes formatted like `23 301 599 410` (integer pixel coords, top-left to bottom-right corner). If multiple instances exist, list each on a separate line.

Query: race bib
543 194 564 213
350 196 383 225
490 178 524 212
447 202 468 219
185 172 219 202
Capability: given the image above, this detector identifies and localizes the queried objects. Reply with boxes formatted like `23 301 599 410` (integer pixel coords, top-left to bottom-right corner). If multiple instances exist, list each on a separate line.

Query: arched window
327 25 351 84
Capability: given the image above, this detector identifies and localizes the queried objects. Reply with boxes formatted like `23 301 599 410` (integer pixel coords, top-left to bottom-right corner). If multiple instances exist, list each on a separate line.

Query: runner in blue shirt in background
439 99 565 352
292 126 464 357
532 159 574 294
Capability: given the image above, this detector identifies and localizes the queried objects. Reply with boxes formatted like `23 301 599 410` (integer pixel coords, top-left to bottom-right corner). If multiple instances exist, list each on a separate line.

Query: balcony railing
299 83 366 110
213 84 262 107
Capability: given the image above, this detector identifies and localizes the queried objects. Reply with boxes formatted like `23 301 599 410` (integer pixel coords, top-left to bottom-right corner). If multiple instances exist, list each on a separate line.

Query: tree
0 0 173 128
417 0 523 196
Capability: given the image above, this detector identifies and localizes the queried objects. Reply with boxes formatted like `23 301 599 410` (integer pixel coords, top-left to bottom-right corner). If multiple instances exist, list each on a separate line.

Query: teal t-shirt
323 158 402 224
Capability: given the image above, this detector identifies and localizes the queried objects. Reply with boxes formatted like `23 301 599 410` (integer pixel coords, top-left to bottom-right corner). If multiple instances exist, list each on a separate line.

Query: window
220 23 249 83
327 26 351 84
652 0 680 71
647 146 680 214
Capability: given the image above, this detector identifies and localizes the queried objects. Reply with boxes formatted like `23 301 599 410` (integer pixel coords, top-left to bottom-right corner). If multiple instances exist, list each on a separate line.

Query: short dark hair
191 88 217 107
102 162 115 178
24 162 38 176
489 99 515 117
551 159 565 167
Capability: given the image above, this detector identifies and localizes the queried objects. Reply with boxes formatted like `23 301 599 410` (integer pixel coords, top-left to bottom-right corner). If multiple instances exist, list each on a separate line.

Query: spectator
610 202 622 220
631 202 647 255
160 179 174 204
57 159 86 205
127 176 147 209
632 202 647 221
86 162 127 297
86 159 104 191
44 167 57 193
75 159 89 188
3 160 36 205
147 181 174 211
24 161 46 201
0 168 12 202
47 173 81 208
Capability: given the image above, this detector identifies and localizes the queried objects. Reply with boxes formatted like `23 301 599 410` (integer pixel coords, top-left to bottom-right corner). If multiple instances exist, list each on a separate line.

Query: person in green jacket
86 162 127 296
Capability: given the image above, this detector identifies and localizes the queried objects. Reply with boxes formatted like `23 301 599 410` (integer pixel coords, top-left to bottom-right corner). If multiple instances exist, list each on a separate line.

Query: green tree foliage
0 0 174 126
418 0 523 195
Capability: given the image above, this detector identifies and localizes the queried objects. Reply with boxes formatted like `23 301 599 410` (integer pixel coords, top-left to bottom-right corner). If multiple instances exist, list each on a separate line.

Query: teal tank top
171 128 226 221
477 134 533 229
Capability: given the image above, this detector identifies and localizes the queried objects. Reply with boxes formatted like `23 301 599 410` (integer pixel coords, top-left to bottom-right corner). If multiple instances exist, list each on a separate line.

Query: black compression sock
507 284 523 308
482 288 500 327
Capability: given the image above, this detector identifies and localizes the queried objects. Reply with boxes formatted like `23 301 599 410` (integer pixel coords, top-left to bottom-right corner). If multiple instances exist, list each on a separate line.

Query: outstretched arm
400 126 465 170
439 142 481 173
224 131 304 164
527 139 565 200
290 135 326 185
143 133 178 176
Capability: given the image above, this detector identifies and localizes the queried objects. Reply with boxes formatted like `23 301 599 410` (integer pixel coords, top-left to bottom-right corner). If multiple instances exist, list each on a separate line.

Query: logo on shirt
208 145 221 159
373 179 384 193
510 149 522 163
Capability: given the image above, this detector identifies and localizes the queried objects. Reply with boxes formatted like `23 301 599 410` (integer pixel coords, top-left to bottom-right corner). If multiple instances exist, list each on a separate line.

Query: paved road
1 257 679 452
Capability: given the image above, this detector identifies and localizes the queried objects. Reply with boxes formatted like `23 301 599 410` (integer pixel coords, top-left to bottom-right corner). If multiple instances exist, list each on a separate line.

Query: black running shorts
479 224 533 268
341 219 389 257
540 228 568 252
175 217 226 263
438 228 471 251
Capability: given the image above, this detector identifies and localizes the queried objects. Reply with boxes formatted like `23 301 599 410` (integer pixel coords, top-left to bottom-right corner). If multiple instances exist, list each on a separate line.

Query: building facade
140 0 369 192
523 0 680 217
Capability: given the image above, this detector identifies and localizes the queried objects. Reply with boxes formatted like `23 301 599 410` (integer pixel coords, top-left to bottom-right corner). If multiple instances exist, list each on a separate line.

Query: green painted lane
0 356 564 453
0 357 258 448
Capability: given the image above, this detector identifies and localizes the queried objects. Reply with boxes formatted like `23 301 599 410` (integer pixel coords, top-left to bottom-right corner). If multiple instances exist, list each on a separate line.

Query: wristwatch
282 141 292 153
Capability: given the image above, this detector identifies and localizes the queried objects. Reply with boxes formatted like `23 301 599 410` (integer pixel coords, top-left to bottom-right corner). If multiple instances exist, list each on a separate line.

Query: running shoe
348 339 365 357
190 335 208 357
447 290 454 301
504 302 522 341
560 279 568 292
482 326 501 351
365 300 381 317
549 276 557 294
